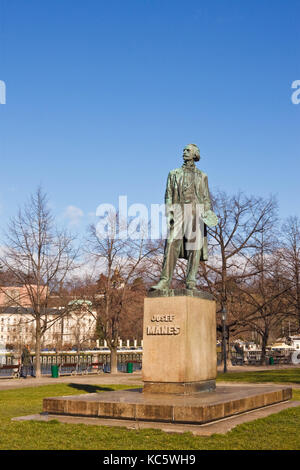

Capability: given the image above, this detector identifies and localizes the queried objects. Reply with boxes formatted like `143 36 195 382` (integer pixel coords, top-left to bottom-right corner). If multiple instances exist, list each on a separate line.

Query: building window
5 289 20 306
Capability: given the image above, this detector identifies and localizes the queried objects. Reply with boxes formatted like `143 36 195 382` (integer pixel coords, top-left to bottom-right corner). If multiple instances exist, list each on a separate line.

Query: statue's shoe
186 283 197 290
150 280 169 291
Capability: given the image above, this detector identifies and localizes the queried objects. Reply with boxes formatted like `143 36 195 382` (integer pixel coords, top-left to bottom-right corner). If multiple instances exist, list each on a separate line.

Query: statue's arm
164 172 174 221
164 171 173 206
202 173 218 227
203 174 212 212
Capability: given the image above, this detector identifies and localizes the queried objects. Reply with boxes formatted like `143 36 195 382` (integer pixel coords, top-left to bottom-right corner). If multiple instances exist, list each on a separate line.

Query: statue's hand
202 210 218 227
165 205 174 226
167 213 174 227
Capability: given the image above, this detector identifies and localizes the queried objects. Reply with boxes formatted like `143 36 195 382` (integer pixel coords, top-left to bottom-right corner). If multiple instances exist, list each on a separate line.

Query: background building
0 287 97 350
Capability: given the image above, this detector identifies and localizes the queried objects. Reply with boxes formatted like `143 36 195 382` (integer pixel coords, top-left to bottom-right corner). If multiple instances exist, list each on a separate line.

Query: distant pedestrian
21 345 34 378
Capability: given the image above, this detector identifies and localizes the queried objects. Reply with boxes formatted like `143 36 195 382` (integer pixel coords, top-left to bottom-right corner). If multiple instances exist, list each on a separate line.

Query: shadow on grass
67 384 143 394
68 383 115 393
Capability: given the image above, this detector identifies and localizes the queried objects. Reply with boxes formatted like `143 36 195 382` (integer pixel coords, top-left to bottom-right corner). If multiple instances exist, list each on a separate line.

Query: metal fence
217 350 295 367
0 351 142 377
1 348 296 378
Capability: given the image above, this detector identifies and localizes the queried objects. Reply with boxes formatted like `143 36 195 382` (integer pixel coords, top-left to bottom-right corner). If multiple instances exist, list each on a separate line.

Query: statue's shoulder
168 168 182 176
195 168 208 179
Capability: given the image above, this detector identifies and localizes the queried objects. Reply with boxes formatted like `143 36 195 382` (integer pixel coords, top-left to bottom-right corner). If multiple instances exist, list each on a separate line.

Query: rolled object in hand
201 210 218 227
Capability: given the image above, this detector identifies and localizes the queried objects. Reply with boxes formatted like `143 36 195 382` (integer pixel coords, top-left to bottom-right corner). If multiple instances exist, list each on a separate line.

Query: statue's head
183 144 200 162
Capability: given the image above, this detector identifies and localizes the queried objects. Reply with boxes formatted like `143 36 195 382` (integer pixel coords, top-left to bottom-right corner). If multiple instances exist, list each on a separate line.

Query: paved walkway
0 372 143 390
1 364 300 391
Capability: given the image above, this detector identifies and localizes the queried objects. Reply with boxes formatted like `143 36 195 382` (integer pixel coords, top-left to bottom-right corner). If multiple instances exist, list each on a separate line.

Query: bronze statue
151 144 218 291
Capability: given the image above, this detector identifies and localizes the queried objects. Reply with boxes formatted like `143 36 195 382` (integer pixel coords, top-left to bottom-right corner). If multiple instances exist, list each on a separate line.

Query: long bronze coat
164 167 213 261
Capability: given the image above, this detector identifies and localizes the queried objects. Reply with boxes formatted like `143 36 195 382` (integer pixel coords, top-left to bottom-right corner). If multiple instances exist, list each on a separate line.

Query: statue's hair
188 143 200 162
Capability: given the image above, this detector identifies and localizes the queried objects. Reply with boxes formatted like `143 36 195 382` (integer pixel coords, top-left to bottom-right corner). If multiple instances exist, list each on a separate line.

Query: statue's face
183 145 196 162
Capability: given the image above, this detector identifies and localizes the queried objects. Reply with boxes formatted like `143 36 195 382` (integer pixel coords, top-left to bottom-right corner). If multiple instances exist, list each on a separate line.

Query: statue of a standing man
151 144 218 291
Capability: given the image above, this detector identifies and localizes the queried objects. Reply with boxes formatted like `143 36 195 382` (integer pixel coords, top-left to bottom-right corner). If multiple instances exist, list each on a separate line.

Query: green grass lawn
0 379 300 450
217 368 300 384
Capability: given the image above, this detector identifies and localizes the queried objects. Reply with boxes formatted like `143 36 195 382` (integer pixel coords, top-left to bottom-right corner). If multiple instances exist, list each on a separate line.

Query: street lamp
221 307 227 373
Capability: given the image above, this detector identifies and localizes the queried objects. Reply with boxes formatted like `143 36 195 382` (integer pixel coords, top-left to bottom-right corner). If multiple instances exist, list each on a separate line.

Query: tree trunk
35 320 41 378
260 330 269 365
227 326 230 361
110 345 118 373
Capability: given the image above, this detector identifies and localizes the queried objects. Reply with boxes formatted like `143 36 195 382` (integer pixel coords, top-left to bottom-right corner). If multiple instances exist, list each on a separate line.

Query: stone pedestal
43 385 293 424
142 291 217 395
41 291 293 428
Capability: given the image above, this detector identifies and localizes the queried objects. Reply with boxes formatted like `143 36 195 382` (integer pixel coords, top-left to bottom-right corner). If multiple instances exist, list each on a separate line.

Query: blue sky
0 0 299 236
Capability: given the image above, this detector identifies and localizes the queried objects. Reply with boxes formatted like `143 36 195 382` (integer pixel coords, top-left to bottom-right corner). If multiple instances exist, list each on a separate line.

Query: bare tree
197 191 278 367
281 216 300 330
203 191 277 305
86 213 158 373
0 188 78 377
233 246 291 363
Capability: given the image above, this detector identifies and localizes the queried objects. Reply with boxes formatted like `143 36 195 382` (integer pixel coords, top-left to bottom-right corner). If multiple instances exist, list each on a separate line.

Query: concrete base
43 384 292 425
143 379 216 395
142 295 217 392
147 288 214 300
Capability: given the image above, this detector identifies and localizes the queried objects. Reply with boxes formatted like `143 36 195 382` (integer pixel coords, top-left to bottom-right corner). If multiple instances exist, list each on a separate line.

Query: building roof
0 306 62 315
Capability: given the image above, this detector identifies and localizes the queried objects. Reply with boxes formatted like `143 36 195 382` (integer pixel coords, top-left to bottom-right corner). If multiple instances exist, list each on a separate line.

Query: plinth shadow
68 383 115 394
